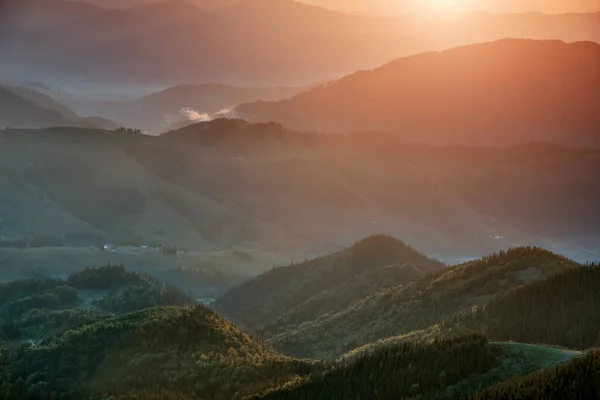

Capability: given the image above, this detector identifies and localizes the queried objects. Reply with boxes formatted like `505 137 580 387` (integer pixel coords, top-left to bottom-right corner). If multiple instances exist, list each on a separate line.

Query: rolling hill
213 235 444 335
251 336 583 400
238 39 600 147
0 87 78 129
443 262 600 350
0 264 195 343
264 247 578 359
0 305 317 400
474 351 600 400
0 86 118 130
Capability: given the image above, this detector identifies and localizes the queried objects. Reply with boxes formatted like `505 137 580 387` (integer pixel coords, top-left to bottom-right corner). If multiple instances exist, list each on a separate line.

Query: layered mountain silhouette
2 1 600 87
238 39 600 147
65 83 308 134
1 121 599 261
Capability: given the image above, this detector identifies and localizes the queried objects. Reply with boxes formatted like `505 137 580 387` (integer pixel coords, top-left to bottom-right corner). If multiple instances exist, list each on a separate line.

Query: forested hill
251 335 585 400
265 247 577 359
446 262 600 350
0 264 195 343
474 351 600 400
213 235 444 334
0 306 317 400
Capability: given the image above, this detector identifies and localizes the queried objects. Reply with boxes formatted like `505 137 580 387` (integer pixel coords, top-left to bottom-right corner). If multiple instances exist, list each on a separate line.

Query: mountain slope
238 39 600 147
252 336 582 400
474 351 600 400
213 235 444 335
266 247 578 359
445 262 600 350
3 86 118 130
2 123 600 263
0 87 78 129
0 306 316 399
103 83 307 134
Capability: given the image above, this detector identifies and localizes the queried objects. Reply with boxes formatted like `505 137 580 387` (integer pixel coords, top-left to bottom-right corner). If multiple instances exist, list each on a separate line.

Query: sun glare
416 0 469 15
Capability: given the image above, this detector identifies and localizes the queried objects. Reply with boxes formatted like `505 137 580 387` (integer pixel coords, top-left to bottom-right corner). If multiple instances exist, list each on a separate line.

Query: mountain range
2 0 600 90
2 240 598 399
1 118 599 263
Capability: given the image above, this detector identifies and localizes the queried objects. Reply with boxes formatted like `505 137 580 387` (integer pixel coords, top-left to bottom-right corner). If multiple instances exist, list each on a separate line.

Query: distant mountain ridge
1 121 599 261
238 39 600 147
0 86 118 130
2 0 600 88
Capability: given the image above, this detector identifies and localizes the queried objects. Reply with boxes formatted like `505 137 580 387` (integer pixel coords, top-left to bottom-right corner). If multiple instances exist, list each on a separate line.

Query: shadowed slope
267 247 577 359
213 235 444 334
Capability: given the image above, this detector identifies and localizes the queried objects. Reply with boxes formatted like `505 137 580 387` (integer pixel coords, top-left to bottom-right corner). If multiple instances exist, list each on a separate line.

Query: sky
305 0 600 15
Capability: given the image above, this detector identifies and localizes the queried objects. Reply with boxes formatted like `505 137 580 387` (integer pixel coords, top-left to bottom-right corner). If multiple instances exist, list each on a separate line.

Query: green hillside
444 262 600 350
0 306 316 400
474 351 600 400
213 235 444 335
0 264 194 343
251 335 581 400
267 247 577 359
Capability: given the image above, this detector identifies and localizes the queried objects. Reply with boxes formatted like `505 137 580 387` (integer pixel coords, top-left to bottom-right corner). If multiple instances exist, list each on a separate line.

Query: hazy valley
1 0 600 398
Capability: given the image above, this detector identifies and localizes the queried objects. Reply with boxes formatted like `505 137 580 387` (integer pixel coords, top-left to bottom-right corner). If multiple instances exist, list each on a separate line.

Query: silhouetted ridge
237 39 600 148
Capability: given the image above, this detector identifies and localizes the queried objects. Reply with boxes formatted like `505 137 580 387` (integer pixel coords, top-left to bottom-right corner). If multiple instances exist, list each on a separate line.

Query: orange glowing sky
305 0 600 15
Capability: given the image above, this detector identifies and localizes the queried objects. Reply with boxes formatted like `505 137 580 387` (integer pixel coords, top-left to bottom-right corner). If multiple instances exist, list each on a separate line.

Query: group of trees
0 306 317 400
266 246 577 359
447 263 600 350
254 334 498 400
474 351 600 400
0 265 196 342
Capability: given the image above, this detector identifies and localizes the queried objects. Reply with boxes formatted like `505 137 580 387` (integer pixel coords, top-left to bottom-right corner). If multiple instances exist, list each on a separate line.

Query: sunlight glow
414 0 470 16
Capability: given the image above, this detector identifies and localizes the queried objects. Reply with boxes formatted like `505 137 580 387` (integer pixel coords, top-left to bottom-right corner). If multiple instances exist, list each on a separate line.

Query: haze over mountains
2 0 600 398
2 0 600 91
239 39 600 147
2 120 599 264
0 86 118 130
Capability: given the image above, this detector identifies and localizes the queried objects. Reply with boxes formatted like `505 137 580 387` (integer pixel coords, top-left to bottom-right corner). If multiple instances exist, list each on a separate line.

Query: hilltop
213 235 444 335
266 247 578 359
0 306 317 399
238 39 600 148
